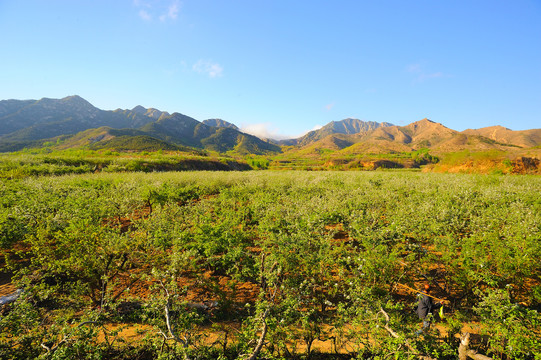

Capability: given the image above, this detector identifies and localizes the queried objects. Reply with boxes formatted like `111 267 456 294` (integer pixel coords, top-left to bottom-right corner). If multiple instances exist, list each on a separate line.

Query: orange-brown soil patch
110 268 261 309
102 205 153 233
97 323 155 344
0 278 17 298
0 243 32 297
325 224 353 247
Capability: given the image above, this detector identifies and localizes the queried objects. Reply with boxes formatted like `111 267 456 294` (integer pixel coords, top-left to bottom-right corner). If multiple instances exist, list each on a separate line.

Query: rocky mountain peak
60 95 95 109
202 118 239 130
131 105 147 114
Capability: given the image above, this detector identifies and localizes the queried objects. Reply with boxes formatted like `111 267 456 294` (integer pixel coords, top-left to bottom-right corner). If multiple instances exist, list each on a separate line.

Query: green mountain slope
55 127 195 153
0 99 36 120
89 135 183 152
0 96 281 155
140 113 215 149
0 96 156 142
141 113 281 154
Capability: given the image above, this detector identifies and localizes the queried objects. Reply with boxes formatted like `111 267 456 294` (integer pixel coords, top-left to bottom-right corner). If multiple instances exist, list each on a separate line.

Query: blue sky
1 1 540 138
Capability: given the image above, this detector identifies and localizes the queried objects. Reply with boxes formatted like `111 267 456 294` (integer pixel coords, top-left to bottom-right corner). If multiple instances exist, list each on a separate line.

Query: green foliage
0 171 540 359
411 148 439 165
0 150 251 178
89 135 183 152
473 288 541 359
0 211 28 248
247 157 270 169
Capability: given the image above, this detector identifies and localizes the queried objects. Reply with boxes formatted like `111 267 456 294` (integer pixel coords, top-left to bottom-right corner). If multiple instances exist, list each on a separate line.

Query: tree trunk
244 308 270 360
379 308 437 360
459 333 493 360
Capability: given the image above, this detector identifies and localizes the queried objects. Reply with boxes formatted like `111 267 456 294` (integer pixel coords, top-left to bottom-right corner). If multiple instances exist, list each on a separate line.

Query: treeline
0 151 251 178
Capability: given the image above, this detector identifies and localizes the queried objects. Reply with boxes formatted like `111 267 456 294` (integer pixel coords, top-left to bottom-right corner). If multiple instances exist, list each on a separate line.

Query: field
1 170 540 359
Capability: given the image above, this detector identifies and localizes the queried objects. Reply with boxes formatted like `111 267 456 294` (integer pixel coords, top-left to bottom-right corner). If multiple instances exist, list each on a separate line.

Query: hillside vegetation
0 150 251 178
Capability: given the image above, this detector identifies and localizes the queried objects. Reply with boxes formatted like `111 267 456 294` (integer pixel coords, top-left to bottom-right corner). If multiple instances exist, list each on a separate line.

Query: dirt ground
0 271 17 298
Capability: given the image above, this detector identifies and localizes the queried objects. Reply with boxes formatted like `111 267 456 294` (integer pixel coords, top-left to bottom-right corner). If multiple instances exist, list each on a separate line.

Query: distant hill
364 118 457 148
1 95 540 156
283 118 394 147
0 99 36 119
140 113 280 154
328 118 394 134
282 118 541 154
140 113 206 148
363 119 519 153
129 105 170 120
56 127 198 153
287 118 527 156
462 126 541 148
89 135 184 152
0 96 281 155
0 96 157 149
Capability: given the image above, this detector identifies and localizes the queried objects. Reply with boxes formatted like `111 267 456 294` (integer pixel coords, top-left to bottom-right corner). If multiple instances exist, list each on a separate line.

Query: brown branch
396 283 449 303
244 308 270 360
110 276 141 303
41 321 98 354
458 333 493 360
158 281 191 360
379 308 436 360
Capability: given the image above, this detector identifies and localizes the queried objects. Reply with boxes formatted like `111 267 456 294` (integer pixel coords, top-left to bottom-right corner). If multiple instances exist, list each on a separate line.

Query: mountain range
0 95 540 155
291 118 538 156
281 118 395 147
0 96 279 154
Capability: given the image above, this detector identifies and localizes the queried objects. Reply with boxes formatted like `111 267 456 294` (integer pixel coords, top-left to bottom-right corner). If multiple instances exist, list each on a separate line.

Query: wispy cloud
241 123 281 140
289 124 323 138
160 1 179 21
423 72 443 79
407 63 449 83
241 122 324 140
407 63 422 73
325 102 335 111
242 123 301 140
134 0 181 22
192 59 223 78
139 10 152 21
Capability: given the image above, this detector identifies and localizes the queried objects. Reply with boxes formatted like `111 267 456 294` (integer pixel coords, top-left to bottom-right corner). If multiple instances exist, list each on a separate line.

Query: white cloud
241 123 324 140
139 10 152 21
417 71 447 82
325 102 335 111
407 63 422 73
133 0 147 7
294 124 322 138
241 123 281 140
406 63 448 83
192 59 223 78
160 1 180 21
241 123 300 140
134 0 180 22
